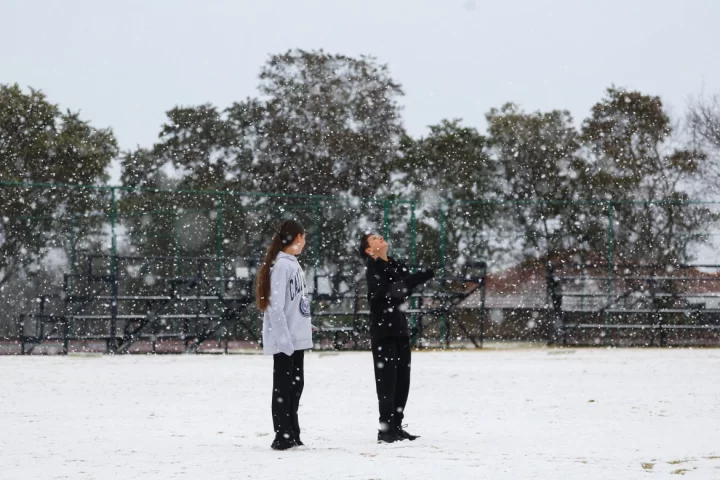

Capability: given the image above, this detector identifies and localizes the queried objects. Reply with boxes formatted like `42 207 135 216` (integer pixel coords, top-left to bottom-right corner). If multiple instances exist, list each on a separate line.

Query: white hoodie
262 252 313 356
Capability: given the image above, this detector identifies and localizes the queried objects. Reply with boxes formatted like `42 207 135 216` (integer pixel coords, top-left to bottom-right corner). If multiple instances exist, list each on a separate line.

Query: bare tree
688 93 720 192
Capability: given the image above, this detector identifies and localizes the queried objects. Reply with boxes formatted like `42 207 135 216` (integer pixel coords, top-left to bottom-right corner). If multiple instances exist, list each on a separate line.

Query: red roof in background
480 251 720 296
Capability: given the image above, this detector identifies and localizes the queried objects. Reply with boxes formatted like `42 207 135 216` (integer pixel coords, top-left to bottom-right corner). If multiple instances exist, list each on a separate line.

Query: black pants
371 336 411 432
272 350 305 440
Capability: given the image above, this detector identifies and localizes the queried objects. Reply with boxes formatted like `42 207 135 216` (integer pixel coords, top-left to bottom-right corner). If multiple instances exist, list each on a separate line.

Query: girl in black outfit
359 233 435 443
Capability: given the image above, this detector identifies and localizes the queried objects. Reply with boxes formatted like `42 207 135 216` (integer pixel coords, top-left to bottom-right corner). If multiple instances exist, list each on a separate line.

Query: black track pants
272 350 305 440
371 336 411 431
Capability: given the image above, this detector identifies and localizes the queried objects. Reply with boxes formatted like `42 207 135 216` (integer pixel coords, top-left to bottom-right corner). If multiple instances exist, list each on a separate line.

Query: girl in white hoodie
255 220 313 450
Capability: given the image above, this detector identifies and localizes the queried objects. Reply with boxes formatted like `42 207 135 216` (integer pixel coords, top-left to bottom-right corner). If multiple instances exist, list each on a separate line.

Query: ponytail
255 219 305 312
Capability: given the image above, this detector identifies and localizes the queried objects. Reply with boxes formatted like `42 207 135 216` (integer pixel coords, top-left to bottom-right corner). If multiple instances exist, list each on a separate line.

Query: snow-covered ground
1 348 719 479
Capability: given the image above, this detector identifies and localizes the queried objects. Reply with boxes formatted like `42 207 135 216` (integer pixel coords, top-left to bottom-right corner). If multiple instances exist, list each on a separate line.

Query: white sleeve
266 265 294 356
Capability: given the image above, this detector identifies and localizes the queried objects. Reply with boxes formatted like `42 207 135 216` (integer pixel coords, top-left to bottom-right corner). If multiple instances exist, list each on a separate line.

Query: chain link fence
2 180 720 350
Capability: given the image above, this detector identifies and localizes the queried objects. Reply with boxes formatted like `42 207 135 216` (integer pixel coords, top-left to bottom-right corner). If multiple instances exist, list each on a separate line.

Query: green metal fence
2 179 720 283
2 180 720 344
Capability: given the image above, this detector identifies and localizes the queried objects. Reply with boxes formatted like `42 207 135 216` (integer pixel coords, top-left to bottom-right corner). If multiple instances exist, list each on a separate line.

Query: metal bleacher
17 254 257 354
17 252 488 353
549 262 720 346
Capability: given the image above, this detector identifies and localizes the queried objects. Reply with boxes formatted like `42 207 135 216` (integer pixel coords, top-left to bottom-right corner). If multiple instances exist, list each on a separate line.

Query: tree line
2 49 720 325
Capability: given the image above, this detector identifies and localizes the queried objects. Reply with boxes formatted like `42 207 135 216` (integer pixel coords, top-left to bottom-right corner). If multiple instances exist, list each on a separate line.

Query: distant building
454 251 720 341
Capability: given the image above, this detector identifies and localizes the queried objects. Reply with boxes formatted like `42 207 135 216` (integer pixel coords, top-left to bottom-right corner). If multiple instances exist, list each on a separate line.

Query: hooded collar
366 256 395 271
276 251 298 263
367 255 393 264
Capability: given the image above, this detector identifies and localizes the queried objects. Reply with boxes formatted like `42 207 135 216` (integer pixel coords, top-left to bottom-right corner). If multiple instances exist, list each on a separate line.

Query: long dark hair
256 219 305 312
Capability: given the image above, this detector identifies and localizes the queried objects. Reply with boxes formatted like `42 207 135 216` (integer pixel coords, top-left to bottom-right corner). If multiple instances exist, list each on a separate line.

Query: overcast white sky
3 0 720 183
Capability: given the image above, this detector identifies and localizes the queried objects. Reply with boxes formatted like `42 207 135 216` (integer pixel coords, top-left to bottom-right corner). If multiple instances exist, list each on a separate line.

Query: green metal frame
4 179 720 349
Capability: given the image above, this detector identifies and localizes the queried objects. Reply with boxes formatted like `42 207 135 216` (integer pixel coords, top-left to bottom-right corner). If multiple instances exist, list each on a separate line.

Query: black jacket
365 257 435 339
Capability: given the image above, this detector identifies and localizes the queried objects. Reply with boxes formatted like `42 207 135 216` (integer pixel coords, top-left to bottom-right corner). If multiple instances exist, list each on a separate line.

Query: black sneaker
294 434 304 447
396 425 419 441
271 436 297 450
377 430 401 444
